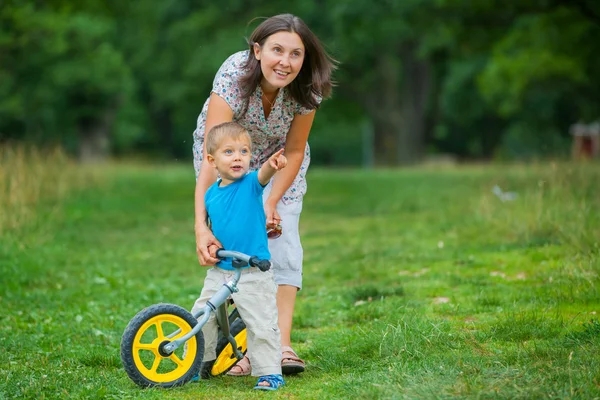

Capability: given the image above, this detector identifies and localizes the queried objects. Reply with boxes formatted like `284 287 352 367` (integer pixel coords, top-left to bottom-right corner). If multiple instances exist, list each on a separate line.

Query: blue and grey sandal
253 374 285 391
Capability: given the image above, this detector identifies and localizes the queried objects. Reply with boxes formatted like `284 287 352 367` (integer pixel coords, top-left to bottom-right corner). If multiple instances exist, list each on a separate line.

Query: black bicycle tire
120 303 204 388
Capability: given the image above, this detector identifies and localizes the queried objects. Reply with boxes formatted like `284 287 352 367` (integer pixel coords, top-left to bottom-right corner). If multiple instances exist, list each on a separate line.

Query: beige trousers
191 266 281 377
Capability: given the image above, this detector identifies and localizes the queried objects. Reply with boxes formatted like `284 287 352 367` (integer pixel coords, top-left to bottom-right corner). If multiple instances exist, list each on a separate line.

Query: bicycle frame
162 250 258 360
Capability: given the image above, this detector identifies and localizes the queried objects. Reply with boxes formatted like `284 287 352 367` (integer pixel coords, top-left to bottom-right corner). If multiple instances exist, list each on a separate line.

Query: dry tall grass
0 144 93 235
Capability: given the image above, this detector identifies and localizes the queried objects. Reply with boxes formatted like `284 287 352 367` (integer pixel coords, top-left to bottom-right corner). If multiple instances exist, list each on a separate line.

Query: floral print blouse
193 51 318 205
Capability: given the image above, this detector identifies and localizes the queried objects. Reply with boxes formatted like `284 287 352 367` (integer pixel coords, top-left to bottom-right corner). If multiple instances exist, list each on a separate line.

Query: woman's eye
274 47 282 53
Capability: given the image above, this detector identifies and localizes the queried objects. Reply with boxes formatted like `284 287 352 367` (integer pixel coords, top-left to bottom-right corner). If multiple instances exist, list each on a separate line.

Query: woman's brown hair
239 14 337 111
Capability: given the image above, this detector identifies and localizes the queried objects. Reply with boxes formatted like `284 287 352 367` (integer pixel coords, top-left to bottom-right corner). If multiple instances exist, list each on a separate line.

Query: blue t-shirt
205 171 270 270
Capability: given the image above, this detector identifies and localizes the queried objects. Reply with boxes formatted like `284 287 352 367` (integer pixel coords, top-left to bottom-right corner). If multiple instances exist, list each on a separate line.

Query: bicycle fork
215 302 245 360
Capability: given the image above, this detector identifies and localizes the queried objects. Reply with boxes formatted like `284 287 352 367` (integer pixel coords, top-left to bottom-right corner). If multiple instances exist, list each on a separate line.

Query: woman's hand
195 225 222 266
263 110 315 223
264 201 282 230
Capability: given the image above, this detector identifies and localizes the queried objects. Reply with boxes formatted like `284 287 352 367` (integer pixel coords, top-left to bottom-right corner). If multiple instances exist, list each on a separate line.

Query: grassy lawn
1 159 599 399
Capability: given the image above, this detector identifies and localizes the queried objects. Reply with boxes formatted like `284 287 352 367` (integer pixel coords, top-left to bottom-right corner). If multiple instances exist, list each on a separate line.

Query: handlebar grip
215 248 226 259
249 256 271 272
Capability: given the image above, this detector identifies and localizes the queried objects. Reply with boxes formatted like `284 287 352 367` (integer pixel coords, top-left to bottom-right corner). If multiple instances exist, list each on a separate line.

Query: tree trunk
78 108 116 163
154 107 174 157
398 43 431 164
362 46 431 165
363 54 404 165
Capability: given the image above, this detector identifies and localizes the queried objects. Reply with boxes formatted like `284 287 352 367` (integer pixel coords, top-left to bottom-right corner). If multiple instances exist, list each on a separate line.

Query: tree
320 0 437 165
3 0 599 164
0 2 134 161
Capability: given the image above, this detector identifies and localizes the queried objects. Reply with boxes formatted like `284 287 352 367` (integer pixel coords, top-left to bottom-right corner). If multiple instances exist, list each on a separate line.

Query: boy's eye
241 149 249 154
224 149 233 154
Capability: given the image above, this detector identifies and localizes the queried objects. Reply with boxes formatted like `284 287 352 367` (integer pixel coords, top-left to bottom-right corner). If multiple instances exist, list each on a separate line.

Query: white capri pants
263 182 304 290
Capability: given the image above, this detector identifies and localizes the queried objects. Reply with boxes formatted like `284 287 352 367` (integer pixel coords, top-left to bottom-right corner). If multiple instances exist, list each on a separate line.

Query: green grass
1 161 599 399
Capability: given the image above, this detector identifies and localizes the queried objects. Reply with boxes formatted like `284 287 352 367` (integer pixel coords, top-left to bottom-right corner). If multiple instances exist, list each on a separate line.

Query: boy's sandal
226 355 252 376
254 374 285 391
281 346 305 375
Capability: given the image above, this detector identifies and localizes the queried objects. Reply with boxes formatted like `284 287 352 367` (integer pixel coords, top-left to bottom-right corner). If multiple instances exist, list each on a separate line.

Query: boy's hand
258 149 287 186
268 149 287 170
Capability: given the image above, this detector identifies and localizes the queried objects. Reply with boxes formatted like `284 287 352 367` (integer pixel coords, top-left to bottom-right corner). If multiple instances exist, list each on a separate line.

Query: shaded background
1 0 599 166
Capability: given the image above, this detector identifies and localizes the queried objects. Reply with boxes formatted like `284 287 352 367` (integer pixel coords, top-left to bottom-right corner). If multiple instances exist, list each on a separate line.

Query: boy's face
207 137 252 185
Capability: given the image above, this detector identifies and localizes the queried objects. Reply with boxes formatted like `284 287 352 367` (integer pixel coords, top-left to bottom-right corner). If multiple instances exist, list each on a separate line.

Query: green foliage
309 99 364 165
496 120 570 159
0 3 134 145
478 8 591 117
1 0 599 162
435 56 506 157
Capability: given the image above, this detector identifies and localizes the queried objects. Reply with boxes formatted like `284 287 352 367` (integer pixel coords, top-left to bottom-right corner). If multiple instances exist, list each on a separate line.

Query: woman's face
254 31 305 93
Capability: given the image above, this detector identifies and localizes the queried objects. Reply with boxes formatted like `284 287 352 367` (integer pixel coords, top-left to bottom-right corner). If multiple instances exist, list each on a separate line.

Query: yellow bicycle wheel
120 303 204 387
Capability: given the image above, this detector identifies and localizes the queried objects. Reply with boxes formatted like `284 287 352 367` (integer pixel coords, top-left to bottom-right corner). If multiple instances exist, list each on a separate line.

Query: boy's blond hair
205 122 252 155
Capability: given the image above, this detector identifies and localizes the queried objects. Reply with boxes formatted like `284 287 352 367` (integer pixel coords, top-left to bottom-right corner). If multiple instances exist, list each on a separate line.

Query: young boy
190 121 287 391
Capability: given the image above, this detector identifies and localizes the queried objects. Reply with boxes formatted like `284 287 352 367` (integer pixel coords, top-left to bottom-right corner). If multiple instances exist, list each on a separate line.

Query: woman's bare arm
264 111 316 227
194 93 234 265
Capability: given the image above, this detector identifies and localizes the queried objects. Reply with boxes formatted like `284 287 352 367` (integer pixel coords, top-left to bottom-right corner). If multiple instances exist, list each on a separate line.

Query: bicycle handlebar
215 249 271 272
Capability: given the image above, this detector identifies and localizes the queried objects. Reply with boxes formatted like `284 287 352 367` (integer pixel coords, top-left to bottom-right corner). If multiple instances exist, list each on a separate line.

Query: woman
192 13 336 375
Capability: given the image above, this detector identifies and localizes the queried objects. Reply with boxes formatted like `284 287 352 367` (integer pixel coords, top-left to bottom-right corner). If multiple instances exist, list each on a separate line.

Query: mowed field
1 153 599 399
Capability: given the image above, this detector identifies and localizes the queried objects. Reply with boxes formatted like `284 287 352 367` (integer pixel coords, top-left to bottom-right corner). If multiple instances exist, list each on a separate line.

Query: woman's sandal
253 374 285 391
226 355 252 376
281 346 305 375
